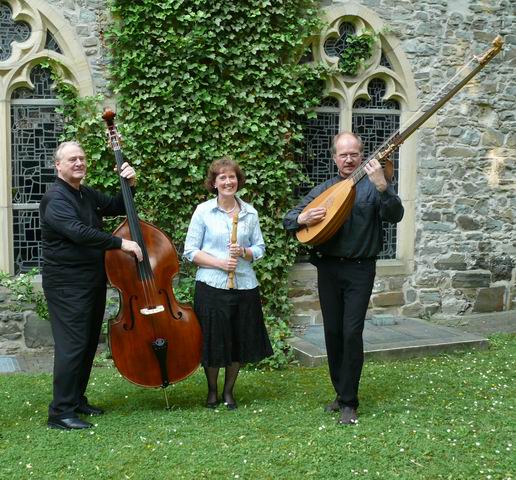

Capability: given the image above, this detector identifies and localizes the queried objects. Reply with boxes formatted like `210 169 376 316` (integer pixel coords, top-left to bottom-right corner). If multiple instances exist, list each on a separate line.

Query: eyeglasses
65 157 86 164
338 153 361 160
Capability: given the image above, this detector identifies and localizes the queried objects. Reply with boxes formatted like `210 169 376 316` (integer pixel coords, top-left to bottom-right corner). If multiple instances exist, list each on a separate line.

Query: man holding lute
283 131 404 425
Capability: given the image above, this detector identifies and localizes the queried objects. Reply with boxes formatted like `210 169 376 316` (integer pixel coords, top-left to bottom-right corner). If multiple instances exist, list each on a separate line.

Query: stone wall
0 286 53 355
0 284 117 355
292 0 515 320
37 0 515 320
44 0 111 94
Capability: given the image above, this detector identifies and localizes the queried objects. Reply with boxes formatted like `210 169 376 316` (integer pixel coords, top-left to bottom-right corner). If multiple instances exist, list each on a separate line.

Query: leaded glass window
324 22 355 59
298 97 340 196
0 1 31 61
10 65 63 273
353 78 400 259
45 31 62 53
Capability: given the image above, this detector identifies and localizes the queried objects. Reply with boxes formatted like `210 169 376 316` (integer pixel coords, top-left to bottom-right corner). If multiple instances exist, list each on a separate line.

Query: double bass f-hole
158 288 183 320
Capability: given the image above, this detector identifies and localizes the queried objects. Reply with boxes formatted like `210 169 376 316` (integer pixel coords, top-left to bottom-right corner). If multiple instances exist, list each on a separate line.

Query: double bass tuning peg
105 130 124 150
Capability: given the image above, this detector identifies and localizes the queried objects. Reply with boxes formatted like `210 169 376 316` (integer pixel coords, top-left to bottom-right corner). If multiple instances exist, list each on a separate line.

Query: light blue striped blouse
183 196 265 290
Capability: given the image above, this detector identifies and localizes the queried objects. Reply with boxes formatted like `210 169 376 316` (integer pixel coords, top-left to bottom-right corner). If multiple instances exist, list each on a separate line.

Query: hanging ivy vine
338 31 376 76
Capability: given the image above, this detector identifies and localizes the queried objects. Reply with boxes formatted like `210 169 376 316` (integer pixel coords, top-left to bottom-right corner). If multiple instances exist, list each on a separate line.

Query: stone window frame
294 2 418 278
0 0 94 274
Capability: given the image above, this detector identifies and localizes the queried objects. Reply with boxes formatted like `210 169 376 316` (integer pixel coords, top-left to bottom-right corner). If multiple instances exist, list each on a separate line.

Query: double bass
296 35 504 245
102 109 202 394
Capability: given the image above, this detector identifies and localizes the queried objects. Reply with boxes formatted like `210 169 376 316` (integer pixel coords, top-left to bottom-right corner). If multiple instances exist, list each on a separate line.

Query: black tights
204 362 240 404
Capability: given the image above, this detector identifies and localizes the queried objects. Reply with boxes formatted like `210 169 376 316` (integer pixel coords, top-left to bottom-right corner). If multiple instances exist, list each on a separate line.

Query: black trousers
44 284 106 419
316 257 376 409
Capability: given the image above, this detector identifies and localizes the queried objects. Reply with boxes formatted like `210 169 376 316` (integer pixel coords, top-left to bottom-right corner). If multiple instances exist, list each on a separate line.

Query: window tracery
298 7 414 261
0 1 31 61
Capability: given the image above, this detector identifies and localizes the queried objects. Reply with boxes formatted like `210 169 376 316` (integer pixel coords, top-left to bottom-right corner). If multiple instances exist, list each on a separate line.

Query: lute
296 35 504 245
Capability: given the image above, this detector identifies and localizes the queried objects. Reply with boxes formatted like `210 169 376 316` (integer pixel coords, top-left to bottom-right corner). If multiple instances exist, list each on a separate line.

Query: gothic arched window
298 8 416 262
11 65 63 273
0 0 94 275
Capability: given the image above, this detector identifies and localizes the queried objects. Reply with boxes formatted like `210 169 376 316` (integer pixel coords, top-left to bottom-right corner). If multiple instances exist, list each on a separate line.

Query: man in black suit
283 132 404 425
41 141 142 429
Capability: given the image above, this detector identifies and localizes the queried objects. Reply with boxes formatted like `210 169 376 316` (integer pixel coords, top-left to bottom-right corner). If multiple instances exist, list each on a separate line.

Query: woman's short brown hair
204 156 245 194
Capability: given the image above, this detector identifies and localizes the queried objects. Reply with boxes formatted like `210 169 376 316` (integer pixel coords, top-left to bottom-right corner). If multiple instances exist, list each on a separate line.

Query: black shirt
40 178 126 288
283 176 404 259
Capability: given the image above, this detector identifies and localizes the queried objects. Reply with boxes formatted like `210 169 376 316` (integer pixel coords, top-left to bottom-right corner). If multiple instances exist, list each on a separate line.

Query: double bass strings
109 129 160 316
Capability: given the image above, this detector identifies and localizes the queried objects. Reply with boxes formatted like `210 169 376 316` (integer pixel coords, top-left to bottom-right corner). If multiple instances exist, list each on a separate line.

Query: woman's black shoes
206 400 220 409
205 399 238 410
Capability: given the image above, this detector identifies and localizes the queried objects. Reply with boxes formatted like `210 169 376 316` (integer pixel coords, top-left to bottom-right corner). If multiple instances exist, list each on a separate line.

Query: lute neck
351 35 504 186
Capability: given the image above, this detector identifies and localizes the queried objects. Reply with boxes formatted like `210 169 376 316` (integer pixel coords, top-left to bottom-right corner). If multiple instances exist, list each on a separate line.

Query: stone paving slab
0 348 54 374
0 356 21 373
289 316 491 367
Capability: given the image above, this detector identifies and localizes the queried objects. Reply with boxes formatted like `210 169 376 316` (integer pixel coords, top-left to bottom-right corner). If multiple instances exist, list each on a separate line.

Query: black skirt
193 281 273 368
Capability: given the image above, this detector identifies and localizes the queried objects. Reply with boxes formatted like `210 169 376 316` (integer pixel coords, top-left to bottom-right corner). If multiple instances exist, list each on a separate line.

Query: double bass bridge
140 305 165 315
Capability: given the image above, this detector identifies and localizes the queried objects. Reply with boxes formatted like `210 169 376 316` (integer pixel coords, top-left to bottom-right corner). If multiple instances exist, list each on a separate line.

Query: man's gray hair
330 132 364 155
54 141 84 162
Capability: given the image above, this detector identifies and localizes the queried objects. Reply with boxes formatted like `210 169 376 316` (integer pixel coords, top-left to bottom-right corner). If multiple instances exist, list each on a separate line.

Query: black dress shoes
224 401 238 411
324 398 340 413
76 404 105 416
47 417 93 430
338 406 358 425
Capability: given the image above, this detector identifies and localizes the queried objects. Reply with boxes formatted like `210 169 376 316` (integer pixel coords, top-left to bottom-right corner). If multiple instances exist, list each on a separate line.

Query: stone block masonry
37 0 515 322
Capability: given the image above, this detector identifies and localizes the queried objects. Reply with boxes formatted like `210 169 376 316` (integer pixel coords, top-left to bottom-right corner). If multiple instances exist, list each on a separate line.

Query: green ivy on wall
337 31 376 76
98 0 328 367
46 3 379 367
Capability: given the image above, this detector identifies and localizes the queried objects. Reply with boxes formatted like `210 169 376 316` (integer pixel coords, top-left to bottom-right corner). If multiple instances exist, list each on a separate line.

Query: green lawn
1 335 514 480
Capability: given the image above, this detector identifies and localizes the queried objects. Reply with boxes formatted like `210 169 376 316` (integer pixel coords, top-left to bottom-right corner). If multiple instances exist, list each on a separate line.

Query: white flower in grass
26 464 32 469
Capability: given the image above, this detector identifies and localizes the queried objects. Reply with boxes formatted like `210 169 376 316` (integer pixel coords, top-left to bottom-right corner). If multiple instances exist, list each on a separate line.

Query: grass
1 335 514 480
